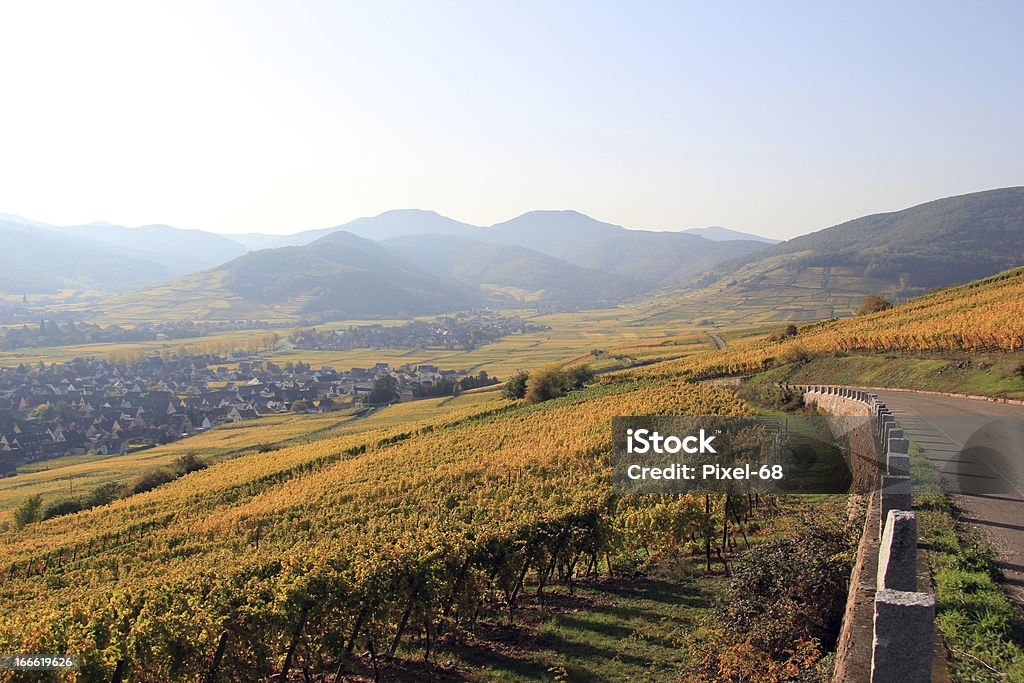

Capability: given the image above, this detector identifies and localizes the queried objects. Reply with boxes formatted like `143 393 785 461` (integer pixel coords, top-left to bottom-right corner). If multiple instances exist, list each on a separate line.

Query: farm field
0 328 279 366
0 305 716 375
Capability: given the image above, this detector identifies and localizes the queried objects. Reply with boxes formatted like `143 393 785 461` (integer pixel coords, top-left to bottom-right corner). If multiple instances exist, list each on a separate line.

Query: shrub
12 494 43 530
564 364 595 389
768 324 799 342
525 364 567 404
503 371 529 399
132 467 176 495
88 482 127 507
42 498 83 520
856 294 892 316
173 452 207 475
723 512 853 655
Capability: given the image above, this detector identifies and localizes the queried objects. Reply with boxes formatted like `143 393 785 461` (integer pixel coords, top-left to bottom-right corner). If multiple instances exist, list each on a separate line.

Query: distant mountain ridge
382 234 648 306
223 231 479 317
668 187 1024 323
476 211 771 284
0 218 178 294
681 226 779 243
61 222 249 272
11 189 1022 323
269 209 479 247
1 208 772 306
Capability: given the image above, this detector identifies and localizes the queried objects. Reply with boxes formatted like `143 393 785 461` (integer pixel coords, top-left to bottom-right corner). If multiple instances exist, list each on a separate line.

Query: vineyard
0 376 754 681
621 266 1024 383
5 268 1022 680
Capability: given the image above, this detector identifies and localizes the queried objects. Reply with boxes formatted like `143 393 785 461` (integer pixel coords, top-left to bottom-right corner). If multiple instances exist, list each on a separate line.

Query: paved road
873 389 1024 604
707 332 727 350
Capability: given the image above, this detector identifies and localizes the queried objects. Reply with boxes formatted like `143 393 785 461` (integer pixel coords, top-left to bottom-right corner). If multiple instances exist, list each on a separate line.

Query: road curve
873 389 1024 605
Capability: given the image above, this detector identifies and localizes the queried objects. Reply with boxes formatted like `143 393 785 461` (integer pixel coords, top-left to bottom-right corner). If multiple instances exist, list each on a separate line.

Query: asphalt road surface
873 389 1024 605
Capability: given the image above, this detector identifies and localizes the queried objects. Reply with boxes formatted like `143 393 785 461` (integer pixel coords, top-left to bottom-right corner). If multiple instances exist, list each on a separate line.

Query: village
287 312 547 351
0 353 497 474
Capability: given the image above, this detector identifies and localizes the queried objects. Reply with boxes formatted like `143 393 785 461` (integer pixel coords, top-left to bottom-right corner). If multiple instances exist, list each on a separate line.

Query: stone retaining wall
800 386 941 682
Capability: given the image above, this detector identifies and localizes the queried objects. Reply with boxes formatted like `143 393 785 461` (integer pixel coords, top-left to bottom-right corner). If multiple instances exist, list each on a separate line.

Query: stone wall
798 386 940 682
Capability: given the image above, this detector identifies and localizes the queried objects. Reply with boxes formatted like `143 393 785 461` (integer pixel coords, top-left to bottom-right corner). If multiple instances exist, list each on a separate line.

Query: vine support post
205 630 230 683
279 605 309 680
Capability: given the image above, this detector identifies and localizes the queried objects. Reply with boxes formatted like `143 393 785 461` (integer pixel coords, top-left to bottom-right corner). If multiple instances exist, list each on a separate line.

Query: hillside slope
633 188 1024 326
0 219 178 294
99 231 480 321
62 222 250 273
270 209 479 247
759 187 1024 282
480 210 770 284
626 265 1024 383
382 234 649 306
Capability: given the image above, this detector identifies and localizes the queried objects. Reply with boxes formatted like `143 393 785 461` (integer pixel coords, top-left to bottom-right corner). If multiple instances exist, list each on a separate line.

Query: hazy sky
1 1 1021 238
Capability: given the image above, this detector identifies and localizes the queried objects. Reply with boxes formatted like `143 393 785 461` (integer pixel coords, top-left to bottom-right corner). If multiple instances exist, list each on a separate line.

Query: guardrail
799 386 936 682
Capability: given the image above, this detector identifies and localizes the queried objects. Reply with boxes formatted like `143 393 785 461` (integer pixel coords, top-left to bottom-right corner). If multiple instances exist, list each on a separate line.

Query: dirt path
873 389 1024 606
707 332 727 349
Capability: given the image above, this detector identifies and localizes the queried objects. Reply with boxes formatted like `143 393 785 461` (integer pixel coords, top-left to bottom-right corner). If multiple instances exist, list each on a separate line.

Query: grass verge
751 353 1024 400
911 446 1024 680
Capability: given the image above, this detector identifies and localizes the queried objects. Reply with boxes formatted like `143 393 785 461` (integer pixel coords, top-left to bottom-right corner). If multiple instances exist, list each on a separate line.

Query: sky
0 1 1021 239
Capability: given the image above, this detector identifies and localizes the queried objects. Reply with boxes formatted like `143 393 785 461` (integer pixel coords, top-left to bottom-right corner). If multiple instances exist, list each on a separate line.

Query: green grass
423 575 718 682
910 446 1024 681
751 352 1024 400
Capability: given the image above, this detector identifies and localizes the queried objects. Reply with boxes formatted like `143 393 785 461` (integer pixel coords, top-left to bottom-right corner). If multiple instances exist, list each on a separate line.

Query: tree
856 294 892 316
368 375 399 405
174 453 207 475
503 371 529 399
768 324 799 342
89 482 127 507
525 364 566 404
43 498 83 520
564 364 595 389
132 468 176 494
12 494 43 530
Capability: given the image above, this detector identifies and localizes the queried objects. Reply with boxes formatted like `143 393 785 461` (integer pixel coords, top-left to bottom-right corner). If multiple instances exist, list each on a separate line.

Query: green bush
132 467 176 495
12 494 43 530
88 481 127 507
173 452 207 475
503 371 529 399
525 364 566 404
42 498 83 520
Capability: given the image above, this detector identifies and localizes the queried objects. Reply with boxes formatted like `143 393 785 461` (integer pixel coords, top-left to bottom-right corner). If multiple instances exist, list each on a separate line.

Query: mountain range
5 187 1024 322
0 210 774 307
